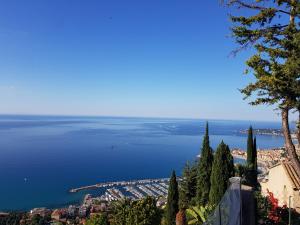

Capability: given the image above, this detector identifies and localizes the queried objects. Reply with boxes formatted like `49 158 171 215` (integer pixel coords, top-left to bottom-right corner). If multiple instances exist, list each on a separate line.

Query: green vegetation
86 214 109 225
186 205 213 225
224 0 300 176
111 197 161 225
246 126 254 167
166 170 179 225
179 161 197 209
0 212 26 225
196 123 214 206
209 141 234 206
244 126 258 187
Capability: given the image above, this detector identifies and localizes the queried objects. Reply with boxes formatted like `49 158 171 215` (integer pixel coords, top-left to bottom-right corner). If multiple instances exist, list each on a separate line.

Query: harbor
69 178 171 193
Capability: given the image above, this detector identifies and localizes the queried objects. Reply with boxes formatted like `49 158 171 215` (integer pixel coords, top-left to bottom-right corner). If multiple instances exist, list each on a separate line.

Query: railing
204 177 242 225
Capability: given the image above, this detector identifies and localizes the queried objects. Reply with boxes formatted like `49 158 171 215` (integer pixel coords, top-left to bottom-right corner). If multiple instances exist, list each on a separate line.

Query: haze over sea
0 115 287 211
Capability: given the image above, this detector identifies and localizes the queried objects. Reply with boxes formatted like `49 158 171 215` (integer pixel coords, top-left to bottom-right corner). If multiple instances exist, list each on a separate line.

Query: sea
0 115 288 211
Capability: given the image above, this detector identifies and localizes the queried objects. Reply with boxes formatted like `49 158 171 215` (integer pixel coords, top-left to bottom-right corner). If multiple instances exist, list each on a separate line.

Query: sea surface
0 115 287 211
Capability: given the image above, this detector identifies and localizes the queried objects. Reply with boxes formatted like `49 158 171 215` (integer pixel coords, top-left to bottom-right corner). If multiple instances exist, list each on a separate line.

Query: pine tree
180 161 197 209
247 126 254 169
224 0 300 177
209 141 234 206
166 170 179 225
196 122 214 206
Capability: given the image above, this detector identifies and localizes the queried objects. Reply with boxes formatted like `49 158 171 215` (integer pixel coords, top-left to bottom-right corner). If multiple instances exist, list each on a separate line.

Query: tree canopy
196 123 214 206
224 0 300 175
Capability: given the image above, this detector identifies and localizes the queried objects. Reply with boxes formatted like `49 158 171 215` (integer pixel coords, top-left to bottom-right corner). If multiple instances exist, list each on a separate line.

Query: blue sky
0 0 283 121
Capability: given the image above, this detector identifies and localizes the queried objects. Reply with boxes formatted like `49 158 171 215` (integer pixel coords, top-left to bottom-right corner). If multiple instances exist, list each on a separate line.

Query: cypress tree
252 137 258 186
246 127 258 186
253 137 257 171
209 141 234 206
180 161 197 209
166 170 179 225
196 122 214 206
247 126 254 169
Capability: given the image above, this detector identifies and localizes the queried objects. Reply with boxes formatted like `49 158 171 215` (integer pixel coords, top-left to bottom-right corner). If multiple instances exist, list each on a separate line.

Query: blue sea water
0 115 287 211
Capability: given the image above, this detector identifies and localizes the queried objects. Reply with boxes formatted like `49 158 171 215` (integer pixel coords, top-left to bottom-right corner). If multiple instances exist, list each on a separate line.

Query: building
51 209 67 221
261 161 300 212
78 206 87 218
68 205 77 217
30 208 51 217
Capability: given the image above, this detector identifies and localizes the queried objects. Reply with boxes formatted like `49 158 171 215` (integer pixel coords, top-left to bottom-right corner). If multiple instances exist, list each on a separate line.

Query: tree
245 127 258 186
196 122 214 206
247 126 254 168
175 210 187 225
209 141 234 206
223 0 300 176
253 137 257 170
166 170 179 225
179 161 197 209
86 214 109 225
112 197 161 225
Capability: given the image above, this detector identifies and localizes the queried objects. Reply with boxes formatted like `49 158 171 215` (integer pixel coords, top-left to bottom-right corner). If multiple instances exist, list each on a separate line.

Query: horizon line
0 113 284 123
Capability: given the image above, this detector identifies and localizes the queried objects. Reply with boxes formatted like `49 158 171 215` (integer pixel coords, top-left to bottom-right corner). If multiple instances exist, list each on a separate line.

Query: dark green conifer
166 170 179 225
246 127 258 186
196 122 214 206
247 126 254 168
209 141 234 206
253 137 257 171
179 161 197 208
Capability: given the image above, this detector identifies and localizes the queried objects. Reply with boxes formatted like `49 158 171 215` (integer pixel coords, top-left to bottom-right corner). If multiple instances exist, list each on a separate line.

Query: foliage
175 210 187 225
29 214 51 225
186 205 213 225
0 212 27 225
247 126 254 167
255 190 300 225
235 163 247 178
209 141 234 206
244 127 258 187
86 213 110 225
111 197 161 225
166 170 179 225
180 161 197 209
223 0 300 174
196 123 214 206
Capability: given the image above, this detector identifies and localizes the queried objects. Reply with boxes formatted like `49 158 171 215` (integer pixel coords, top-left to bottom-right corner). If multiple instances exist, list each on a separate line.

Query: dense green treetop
209 141 234 206
166 170 179 225
196 122 214 206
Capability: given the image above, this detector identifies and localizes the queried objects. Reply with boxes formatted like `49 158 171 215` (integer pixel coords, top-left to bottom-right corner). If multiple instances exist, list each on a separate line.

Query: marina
72 178 179 204
69 178 171 193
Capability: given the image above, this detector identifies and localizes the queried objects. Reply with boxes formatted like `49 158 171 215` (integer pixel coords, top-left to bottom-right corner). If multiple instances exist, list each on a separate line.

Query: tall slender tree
209 141 234 206
246 127 258 186
253 137 257 172
253 136 258 186
247 126 254 168
223 0 300 177
180 161 197 209
166 170 179 225
196 122 214 206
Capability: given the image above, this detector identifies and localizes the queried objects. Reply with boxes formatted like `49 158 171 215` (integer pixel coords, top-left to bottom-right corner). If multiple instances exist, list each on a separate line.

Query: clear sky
0 0 284 121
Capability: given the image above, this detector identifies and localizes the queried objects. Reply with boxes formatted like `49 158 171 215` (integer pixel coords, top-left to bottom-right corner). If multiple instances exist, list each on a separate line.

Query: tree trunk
282 107 300 177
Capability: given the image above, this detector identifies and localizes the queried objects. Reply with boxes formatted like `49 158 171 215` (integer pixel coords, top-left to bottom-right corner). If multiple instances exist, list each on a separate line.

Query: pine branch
227 0 291 15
